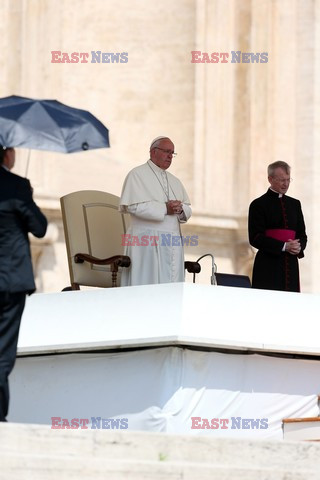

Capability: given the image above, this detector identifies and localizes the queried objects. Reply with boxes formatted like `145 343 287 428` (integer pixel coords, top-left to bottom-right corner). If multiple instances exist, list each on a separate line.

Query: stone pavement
1 422 320 479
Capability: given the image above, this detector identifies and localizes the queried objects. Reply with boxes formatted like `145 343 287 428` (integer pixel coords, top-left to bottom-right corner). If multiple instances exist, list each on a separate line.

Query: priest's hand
166 200 183 215
285 239 301 255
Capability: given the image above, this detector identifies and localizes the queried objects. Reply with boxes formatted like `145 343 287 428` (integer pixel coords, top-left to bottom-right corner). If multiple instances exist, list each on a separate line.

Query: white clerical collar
1 164 10 172
148 159 166 173
270 187 283 198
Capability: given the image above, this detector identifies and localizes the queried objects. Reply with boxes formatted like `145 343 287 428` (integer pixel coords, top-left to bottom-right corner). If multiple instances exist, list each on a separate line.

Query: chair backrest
215 273 251 288
60 190 127 288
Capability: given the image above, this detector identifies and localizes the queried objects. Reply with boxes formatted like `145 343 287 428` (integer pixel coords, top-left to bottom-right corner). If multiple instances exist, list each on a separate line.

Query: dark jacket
248 188 307 292
0 166 47 294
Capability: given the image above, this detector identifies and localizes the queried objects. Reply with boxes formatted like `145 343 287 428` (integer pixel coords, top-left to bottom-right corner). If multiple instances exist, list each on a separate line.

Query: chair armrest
74 253 131 288
74 253 131 268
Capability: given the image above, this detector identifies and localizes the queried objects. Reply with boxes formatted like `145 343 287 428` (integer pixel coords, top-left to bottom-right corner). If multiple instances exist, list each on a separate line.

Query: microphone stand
196 253 217 285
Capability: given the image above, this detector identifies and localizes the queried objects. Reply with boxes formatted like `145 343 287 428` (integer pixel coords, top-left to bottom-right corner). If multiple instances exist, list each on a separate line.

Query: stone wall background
0 0 319 293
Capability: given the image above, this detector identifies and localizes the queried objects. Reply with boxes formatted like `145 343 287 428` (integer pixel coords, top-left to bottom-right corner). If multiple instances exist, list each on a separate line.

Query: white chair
60 190 130 290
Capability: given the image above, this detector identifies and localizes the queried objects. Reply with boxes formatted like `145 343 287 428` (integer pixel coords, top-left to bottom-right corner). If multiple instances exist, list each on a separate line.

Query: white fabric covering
9 347 320 440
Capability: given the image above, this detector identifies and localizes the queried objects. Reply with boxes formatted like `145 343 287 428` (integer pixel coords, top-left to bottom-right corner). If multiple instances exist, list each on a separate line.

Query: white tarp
9 347 320 440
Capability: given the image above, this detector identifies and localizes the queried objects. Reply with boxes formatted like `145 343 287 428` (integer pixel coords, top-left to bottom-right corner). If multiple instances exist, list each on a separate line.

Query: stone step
2 423 320 479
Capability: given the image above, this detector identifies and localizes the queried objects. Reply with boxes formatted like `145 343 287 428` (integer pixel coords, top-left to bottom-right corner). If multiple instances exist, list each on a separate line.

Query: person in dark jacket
248 161 307 292
0 145 47 421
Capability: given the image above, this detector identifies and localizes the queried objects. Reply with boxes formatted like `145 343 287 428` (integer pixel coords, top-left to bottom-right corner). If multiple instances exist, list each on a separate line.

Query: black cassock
248 189 307 292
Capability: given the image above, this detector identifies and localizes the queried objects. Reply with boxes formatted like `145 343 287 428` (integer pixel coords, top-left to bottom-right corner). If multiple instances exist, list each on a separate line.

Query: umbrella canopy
0 95 109 153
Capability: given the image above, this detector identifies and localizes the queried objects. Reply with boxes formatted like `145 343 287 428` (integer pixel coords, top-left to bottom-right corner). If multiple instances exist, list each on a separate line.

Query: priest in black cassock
248 161 307 292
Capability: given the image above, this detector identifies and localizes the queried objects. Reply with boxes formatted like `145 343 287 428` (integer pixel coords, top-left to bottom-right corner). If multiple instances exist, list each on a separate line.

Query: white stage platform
8 283 320 440
16 282 320 356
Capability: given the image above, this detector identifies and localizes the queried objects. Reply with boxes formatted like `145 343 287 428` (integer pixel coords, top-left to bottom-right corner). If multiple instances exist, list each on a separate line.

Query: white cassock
119 160 192 286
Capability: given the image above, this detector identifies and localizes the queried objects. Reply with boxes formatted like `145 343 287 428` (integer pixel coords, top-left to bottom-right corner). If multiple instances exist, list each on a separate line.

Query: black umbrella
0 95 109 153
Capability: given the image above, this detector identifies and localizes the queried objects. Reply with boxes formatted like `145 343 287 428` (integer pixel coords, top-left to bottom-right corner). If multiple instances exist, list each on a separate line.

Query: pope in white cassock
119 136 192 286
